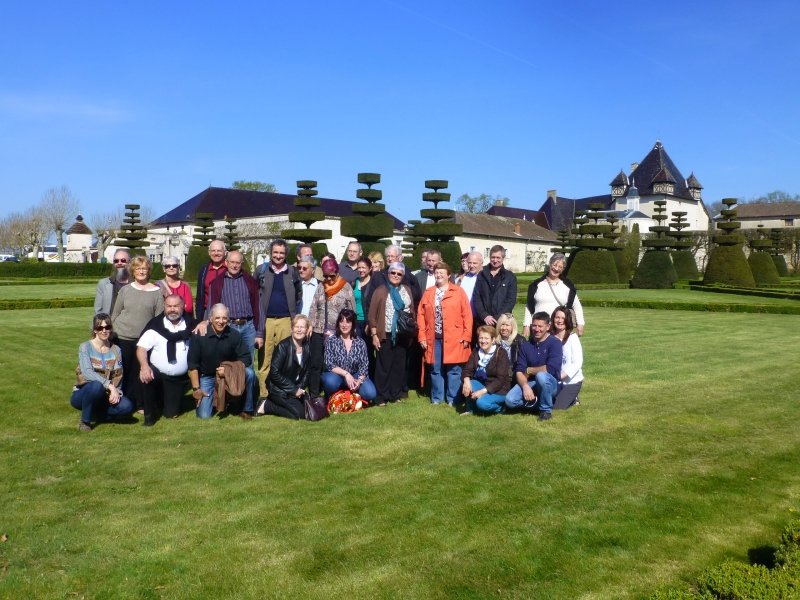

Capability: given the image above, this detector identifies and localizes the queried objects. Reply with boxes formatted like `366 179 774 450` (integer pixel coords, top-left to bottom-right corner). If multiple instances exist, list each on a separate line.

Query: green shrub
695 560 795 599
772 255 790 277
672 250 700 279
704 246 756 288
748 252 781 285
0 298 94 310
0 262 110 278
185 245 209 282
566 250 619 284
631 251 679 289
408 241 464 274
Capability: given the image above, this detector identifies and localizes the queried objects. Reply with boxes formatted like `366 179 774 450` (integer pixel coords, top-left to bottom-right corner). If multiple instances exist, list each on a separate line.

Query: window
786 218 794 227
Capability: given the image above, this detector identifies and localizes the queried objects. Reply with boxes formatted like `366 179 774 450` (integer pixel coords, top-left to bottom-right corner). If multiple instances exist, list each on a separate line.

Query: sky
2 0 799 227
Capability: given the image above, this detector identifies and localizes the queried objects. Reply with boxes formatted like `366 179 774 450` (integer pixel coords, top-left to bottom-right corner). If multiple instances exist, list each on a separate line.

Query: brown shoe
239 412 253 421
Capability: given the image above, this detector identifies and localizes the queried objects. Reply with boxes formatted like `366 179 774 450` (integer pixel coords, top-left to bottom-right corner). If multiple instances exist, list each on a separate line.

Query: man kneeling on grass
187 303 256 420
504 311 562 421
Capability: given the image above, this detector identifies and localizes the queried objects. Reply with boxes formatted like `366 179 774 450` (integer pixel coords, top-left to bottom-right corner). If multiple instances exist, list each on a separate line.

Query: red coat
417 283 473 365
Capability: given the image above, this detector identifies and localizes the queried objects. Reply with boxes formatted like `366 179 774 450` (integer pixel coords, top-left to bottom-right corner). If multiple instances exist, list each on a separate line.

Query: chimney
631 162 639 173
494 198 507 207
547 189 557 204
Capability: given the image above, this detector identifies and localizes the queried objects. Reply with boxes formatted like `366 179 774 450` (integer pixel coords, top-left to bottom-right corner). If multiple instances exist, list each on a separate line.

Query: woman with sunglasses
368 262 414 405
70 313 134 431
158 255 193 315
307 260 355 396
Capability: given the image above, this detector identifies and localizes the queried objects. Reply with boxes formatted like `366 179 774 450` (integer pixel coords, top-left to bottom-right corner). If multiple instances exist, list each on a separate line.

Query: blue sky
2 0 799 225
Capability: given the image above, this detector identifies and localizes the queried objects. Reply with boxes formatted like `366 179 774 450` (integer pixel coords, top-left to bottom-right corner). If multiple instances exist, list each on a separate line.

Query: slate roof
686 172 703 189
151 187 405 229
485 205 549 228
539 194 614 232
734 202 800 219
456 212 558 242
66 216 92 235
628 141 693 200
609 170 628 186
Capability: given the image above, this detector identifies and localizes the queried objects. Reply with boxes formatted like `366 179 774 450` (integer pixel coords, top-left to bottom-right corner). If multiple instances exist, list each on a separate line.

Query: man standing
256 239 302 399
504 311 562 421
459 251 483 310
297 255 319 317
187 303 256 420
295 243 322 280
414 249 441 292
384 244 422 306
195 240 227 321
137 294 194 426
206 250 263 358
95 249 130 315
339 241 362 285
474 245 517 327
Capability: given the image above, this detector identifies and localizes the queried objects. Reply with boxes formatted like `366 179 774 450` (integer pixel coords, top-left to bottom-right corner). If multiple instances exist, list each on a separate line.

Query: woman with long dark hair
321 309 376 402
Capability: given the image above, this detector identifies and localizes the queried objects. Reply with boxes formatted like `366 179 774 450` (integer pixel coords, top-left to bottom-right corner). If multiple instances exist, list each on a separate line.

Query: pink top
160 279 194 315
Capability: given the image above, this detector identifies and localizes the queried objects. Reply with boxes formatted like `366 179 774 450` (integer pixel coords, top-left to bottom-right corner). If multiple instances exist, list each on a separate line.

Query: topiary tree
114 204 148 257
747 226 780 285
185 212 216 282
566 202 619 283
222 216 240 252
340 173 395 257
669 211 699 279
282 180 331 259
613 223 641 283
769 228 790 276
410 180 464 269
703 198 756 287
631 200 679 288
402 220 427 259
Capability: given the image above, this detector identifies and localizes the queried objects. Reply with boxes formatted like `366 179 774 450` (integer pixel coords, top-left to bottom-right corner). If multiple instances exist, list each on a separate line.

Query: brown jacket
214 360 246 412
367 283 413 341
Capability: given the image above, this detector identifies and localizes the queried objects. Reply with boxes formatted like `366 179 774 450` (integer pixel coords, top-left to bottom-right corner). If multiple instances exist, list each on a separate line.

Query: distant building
538 141 711 234
728 202 800 229
64 215 93 262
146 187 407 266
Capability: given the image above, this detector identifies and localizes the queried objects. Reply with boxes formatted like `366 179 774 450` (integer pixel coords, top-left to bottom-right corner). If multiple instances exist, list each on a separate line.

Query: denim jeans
229 320 256 363
430 338 462 405
70 381 134 423
466 380 507 414
196 367 256 419
505 371 559 414
320 371 377 402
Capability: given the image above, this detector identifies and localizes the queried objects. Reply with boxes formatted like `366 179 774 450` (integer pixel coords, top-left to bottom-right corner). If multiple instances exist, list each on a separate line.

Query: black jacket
473 266 517 322
268 336 310 397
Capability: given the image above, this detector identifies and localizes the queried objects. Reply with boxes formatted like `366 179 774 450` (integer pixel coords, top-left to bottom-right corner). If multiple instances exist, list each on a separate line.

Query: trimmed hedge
772 255 790 277
631 251 679 289
748 252 781 285
0 262 111 278
0 298 94 310
688 284 800 301
578 298 800 315
651 519 800 599
566 250 619 284
704 245 756 288
671 250 700 279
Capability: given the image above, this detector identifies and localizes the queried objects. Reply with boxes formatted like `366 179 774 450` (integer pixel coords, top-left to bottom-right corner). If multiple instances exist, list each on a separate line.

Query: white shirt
523 278 585 326
137 317 190 376
459 272 478 305
300 278 319 317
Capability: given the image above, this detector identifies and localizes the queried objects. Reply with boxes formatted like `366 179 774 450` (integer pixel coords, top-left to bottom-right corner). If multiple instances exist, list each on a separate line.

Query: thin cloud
0 93 132 123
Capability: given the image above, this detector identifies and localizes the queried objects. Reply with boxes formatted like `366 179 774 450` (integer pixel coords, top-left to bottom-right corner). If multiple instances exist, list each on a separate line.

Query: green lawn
0 283 97 300
1 305 799 599
579 287 798 306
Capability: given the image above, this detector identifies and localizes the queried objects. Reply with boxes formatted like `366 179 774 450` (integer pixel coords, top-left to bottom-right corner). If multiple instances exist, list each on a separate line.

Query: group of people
71 240 585 430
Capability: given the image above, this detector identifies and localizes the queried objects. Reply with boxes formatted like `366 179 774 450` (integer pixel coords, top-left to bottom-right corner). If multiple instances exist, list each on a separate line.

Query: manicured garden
2 288 799 598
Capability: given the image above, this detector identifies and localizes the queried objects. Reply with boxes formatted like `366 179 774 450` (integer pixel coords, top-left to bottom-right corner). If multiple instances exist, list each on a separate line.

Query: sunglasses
388 271 403 276
163 264 179 268
95 325 112 331
113 259 128 264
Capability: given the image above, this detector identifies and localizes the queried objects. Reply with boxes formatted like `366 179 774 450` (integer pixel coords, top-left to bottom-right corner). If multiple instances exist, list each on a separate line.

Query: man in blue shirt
505 311 562 421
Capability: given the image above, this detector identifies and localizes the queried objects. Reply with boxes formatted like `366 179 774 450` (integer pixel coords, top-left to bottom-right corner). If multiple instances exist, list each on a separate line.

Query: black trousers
306 332 325 397
117 338 141 409
375 338 408 403
264 391 304 420
141 365 189 422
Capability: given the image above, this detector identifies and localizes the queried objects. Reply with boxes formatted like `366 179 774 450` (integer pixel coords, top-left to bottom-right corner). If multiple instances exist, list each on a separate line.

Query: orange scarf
324 275 346 298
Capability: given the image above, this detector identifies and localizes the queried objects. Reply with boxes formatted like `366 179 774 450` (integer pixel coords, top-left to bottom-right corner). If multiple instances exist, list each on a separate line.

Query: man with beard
136 294 196 426
94 249 130 315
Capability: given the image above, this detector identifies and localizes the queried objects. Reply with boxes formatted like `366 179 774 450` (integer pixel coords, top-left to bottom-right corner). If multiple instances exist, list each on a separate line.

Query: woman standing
523 253 585 338
111 256 164 410
368 262 414 405
551 306 584 409
461 325 512 415
264 314 312 420
417 262 472 406
158 255 193 315
70 313 134 431
322 309 377 402
353 257 376 337
368 251 385 274
307 260 355 396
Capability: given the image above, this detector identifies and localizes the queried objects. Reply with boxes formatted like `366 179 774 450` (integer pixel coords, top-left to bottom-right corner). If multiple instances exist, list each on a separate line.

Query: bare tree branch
40 185 80 262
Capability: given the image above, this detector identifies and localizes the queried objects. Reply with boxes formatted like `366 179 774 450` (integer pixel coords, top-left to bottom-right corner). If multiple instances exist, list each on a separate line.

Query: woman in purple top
321 309 377 402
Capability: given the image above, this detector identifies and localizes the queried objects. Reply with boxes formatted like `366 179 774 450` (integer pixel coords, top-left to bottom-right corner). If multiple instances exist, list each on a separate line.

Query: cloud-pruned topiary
566 202 619 284
747 227 781 285
340 173 395 257
114 204 148 256
282 180 331 257
411 180 464 269
769 228 790 276
669 211 699 279
703 198 755 288
631 200 678 288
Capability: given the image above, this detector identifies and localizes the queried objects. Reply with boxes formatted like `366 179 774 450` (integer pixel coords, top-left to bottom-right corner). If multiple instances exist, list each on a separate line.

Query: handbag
396 309 418 338
303 391 329 421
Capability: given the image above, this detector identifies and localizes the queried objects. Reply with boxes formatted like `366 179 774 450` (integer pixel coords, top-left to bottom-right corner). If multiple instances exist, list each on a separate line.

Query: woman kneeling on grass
322 309 376 402
70 313 134 431
551 305 583 409
263 314 312 420
461 325 512 415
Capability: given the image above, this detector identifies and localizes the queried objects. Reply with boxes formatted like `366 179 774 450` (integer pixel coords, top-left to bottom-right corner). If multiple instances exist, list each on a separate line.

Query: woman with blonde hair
111 255 164 410
495 312 525 369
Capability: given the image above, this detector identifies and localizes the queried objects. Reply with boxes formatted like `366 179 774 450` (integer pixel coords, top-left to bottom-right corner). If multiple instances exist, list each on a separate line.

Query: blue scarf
388 284 405 344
